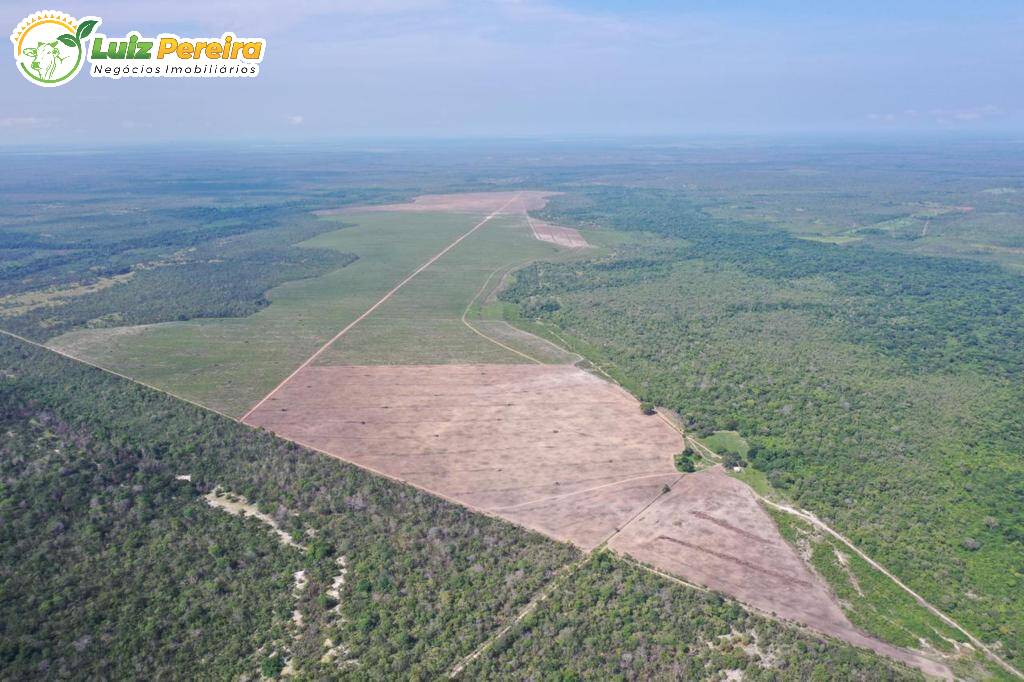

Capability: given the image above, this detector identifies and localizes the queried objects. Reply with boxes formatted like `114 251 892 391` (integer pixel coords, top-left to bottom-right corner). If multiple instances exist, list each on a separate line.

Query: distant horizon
3 129 1024 154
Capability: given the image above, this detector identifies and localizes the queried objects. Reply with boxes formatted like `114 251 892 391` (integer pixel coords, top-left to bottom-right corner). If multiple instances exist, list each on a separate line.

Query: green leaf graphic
76 19 98 40
57 34 78 48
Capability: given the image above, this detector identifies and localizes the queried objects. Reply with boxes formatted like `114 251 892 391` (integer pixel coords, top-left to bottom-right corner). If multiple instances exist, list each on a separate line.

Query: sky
1 0 1022 145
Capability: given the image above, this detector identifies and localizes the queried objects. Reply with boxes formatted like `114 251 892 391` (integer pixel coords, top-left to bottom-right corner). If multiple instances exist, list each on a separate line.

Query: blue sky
1 0 1022 144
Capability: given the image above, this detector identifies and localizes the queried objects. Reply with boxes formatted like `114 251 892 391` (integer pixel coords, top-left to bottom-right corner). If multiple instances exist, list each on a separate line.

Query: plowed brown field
245 363 683 549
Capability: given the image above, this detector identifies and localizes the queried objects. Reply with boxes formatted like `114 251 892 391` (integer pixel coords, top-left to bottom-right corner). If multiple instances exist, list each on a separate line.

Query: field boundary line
241 192 523 422
0 328 238 422
597 472 684 549
461 262 545 365
619 555 711 594
527 321 623 384
448 554 592 678
490 471 678 512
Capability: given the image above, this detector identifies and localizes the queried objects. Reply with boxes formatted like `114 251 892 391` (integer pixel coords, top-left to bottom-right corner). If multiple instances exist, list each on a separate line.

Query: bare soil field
244 363 683 549
316 191 556 216
608 466 951 679
530 220 589 248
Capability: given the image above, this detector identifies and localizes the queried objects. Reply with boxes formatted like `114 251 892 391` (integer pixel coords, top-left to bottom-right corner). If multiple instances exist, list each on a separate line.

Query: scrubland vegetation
464 552 920 680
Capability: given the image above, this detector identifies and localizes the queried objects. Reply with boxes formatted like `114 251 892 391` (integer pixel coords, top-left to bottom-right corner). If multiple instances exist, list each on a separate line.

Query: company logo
11 11 97 86
11 10 265 87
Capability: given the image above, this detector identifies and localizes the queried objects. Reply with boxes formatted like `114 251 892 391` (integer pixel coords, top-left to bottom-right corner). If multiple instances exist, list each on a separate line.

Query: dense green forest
0 336 917 679
464 552 919 680
509 187 1024 665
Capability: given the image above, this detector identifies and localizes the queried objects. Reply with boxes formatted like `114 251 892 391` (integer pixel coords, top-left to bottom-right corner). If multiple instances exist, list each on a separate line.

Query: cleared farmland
41 191 951 676
47 211 514 415
607 467 950 678
48 194 587 414
244 363 685 549
313 212 569 365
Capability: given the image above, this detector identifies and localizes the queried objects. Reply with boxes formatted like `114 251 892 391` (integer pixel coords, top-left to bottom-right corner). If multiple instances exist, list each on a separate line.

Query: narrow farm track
755 494 1023 679
448 554 593 679
689 435 1020 679
240 192 524 422
460 262 545 365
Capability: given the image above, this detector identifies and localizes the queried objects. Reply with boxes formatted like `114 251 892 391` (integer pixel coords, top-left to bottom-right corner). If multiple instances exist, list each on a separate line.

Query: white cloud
0 117 53 128
866 105 1005 127
288 115 304 125
932 105 1003 124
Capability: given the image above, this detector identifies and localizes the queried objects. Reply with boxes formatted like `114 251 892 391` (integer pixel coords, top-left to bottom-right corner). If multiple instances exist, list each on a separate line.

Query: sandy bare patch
204 488 302 549
0 272 135 318
608 467 950 679
327 556 348 605
245 363 683 549
316 191 557 216
529 220 589 249
293 570 308 595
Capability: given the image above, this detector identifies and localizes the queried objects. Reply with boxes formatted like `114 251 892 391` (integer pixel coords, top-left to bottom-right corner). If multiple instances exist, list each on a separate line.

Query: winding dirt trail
755 495 1022 679
460 262 545 365
448 555 592 678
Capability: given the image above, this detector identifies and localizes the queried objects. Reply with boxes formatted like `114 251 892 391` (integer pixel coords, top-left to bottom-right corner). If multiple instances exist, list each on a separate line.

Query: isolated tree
675 454 695 473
